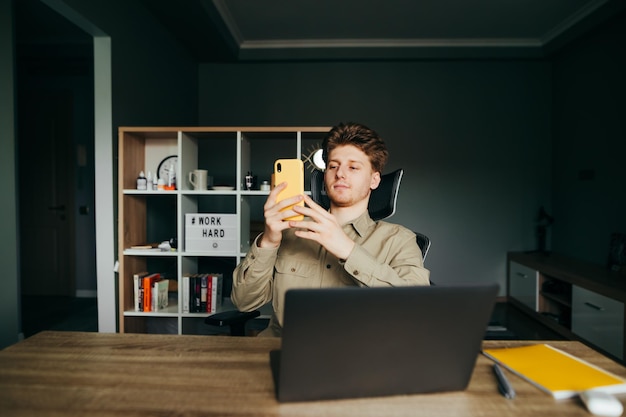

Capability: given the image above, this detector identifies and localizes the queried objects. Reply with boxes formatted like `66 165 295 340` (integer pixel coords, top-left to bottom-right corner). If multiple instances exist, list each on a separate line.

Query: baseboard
75 289 97 298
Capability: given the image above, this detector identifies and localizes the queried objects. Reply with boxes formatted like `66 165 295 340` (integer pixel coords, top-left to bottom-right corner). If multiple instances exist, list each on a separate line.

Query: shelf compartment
119 255 178 333
121 194 177 250
181 195 238 255
181 131 237 191
241 131 300 192
538 275 573 329
123 316 178 334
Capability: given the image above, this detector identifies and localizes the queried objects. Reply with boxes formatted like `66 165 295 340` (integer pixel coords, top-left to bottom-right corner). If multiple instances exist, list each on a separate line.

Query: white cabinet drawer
509 261 538 310
572 286 624 359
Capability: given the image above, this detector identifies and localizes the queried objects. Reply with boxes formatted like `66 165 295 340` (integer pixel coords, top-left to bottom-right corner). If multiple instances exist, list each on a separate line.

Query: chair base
205 310 260 336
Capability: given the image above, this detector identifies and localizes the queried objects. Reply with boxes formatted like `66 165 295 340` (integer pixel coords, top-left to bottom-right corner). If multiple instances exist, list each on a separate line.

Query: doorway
18 90 75 296
16 0 97 336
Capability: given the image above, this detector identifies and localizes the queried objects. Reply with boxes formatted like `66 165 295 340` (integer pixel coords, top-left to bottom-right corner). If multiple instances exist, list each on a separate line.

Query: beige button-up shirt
231 211 430 336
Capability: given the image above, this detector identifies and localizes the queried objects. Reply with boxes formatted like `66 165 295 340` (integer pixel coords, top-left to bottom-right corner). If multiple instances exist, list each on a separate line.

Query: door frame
42 0 116 332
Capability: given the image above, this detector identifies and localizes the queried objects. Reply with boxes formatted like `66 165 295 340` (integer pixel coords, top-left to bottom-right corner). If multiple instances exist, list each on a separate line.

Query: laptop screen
272 283 499 402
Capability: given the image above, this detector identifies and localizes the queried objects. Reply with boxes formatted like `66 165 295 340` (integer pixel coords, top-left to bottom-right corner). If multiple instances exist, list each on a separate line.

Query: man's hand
258 182 304 248
289 195 355 260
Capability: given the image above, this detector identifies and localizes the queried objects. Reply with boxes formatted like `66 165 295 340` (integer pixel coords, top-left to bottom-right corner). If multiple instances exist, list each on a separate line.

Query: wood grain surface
2 331 625 416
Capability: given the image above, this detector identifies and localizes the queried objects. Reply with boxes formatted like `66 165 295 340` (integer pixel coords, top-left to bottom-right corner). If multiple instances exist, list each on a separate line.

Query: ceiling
141 0 626 62
15 0 626 63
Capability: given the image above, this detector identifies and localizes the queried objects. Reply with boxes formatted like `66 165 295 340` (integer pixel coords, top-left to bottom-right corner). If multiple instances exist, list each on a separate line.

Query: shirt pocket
274 256 319 287
273 257 319 324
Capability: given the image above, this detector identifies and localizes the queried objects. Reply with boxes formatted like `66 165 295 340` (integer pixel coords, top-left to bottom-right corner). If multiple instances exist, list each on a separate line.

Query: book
200 275 208 312
483 344 626 399
180 273 224 314
152 279 169 311
207 275 213 313
182 275 190 313
142 273 161 312
192 275 202 313
210 274 223 313
133 271 149 312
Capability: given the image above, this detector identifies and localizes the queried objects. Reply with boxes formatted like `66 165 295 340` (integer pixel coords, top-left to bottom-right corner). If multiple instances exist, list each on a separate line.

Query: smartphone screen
274 159 304 221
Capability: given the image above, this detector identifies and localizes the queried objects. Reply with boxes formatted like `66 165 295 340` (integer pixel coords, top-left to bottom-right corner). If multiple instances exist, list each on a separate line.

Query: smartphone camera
276 163 282 173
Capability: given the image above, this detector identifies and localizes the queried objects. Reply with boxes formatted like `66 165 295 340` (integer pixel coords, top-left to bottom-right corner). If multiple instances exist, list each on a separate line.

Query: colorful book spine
182 275 190 313
152 279 169 311
180 272 224 314
200 275 208 312
133 271 148 312
142 273 161 312
212 273 223 313
207 276 213 313
193 275 201 313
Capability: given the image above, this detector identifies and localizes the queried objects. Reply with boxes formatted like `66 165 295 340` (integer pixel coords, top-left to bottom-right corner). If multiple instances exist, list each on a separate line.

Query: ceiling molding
236 38 547 60
209 0 244 47
240 38 545 50
143 0 626 62
540 0 609 44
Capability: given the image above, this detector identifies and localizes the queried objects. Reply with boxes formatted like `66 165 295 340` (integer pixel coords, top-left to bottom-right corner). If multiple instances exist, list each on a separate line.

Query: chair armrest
205 310 260 327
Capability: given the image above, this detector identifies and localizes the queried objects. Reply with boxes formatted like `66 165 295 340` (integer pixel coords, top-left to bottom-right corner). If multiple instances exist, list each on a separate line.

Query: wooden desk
2 331 626 416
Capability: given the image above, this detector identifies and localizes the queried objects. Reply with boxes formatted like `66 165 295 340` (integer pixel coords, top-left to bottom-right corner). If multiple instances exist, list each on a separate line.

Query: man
232 122 430 336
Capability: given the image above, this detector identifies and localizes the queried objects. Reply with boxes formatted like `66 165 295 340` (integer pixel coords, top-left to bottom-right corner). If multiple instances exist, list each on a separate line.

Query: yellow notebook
483 344 626 399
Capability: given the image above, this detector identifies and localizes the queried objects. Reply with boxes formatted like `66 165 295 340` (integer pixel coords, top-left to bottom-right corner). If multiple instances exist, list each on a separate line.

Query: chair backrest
310 168 430 261
310 168 403 221
415 232 431 261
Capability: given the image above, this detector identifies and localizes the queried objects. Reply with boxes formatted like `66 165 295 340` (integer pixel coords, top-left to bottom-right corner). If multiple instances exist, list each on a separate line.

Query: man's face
324 145 381 208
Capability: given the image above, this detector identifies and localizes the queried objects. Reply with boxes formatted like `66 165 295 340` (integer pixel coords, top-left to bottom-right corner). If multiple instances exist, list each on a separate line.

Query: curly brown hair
322 122 389 173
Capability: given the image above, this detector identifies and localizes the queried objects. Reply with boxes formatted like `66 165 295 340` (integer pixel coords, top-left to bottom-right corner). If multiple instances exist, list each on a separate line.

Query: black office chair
415 232 431 262
206 167 431 335
205 309 260 336
310 168 430 261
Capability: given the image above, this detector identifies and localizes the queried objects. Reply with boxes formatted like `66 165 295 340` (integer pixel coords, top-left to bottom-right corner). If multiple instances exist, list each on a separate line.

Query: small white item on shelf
137 171 147 190
146 171 153 190
158 241 172 251
167 162 176 190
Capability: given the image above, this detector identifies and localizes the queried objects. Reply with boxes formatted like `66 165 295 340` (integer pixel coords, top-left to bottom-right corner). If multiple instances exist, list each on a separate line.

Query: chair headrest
310 168 404 221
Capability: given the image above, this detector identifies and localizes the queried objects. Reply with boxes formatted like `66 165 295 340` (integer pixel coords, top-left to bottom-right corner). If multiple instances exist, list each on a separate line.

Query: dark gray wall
62 0 199 128
552 11 626 266
2 0 200 344
198 60 553 292
1 0 20 348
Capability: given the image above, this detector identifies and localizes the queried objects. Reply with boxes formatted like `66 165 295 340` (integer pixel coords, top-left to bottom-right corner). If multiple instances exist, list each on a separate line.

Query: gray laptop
270 283 499 402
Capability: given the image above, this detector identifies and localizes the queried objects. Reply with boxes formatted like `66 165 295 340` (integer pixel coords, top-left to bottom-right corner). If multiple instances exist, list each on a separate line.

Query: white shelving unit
118 127 329 334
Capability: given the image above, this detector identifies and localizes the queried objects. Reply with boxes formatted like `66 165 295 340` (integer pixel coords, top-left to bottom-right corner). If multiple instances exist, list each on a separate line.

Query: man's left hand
288 195 355 260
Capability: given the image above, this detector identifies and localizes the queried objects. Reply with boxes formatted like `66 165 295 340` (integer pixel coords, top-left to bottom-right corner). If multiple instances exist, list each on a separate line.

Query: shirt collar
342 211 375 238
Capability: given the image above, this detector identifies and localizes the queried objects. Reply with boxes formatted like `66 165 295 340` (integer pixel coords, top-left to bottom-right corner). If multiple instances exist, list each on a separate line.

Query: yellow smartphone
273 159 304 221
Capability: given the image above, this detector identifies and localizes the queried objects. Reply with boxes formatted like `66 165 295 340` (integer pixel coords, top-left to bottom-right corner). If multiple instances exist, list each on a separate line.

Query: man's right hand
258 182 304 248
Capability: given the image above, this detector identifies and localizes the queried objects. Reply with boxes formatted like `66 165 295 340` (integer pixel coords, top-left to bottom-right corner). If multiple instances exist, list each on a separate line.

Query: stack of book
182 273 224 314
133 272 170 312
